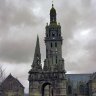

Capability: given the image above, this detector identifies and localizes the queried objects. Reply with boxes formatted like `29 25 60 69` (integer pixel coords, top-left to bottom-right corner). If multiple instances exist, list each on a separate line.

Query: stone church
28 3 66 96
0 3 95 96
28 3 96 96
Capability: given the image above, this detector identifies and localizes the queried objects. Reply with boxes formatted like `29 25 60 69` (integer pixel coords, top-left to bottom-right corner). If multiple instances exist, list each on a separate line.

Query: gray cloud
0 0 96 93
0 0 45 63
0 0 96 71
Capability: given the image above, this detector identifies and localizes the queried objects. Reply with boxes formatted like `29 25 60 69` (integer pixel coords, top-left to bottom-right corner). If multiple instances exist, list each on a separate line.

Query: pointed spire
35 35 40 57
32 35 42 71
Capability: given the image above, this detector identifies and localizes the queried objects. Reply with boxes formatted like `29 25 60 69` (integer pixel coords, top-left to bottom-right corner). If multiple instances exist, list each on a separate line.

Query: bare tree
0 65 5 96
0 65 5 83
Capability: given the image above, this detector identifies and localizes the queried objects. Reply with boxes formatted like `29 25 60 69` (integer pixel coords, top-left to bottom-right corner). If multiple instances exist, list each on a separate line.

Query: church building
28 3 67 96
0 2 96 96
28 3 96 96
0 2 95 96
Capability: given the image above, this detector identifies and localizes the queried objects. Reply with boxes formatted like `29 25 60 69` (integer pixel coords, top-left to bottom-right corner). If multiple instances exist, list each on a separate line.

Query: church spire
50 1 57 24
35 35 40 56
32 35 42 71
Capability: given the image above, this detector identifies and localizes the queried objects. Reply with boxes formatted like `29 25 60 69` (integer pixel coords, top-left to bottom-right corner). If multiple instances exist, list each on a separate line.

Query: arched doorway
42 82 53 96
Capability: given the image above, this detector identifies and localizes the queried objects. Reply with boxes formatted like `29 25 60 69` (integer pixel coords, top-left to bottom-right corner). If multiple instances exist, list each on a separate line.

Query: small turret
50 3 57 24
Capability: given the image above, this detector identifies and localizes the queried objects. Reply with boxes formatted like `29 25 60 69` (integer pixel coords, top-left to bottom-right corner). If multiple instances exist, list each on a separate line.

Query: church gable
1 74 24 91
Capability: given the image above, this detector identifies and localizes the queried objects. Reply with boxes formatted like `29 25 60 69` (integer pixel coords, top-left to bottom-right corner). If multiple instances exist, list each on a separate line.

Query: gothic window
55 42 57 47
49 31 50 37
51 42 53 48
56 56 57 64
68 85 72 94
52 33 55 37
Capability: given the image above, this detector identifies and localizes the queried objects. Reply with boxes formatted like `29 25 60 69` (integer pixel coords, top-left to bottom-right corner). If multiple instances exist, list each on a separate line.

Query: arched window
55 42 57 47
56 56 57 64
68 85 72 94
52 33 55 37
51 43 53 48
49 31 50 37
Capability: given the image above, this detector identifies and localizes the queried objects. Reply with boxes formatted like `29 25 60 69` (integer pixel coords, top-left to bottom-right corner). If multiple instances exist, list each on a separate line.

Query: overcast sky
0 0 96 93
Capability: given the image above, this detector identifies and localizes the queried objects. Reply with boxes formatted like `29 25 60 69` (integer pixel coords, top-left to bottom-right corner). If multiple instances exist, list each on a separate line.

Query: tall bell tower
44 4 65 72
29 3 67 96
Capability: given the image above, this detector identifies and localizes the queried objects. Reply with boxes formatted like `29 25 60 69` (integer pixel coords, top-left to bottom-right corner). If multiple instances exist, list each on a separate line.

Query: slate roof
1 74 24 91
66 74 91 88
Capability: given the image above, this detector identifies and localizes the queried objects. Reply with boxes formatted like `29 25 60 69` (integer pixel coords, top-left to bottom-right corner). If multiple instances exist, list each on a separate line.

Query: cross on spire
52 0 54 7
